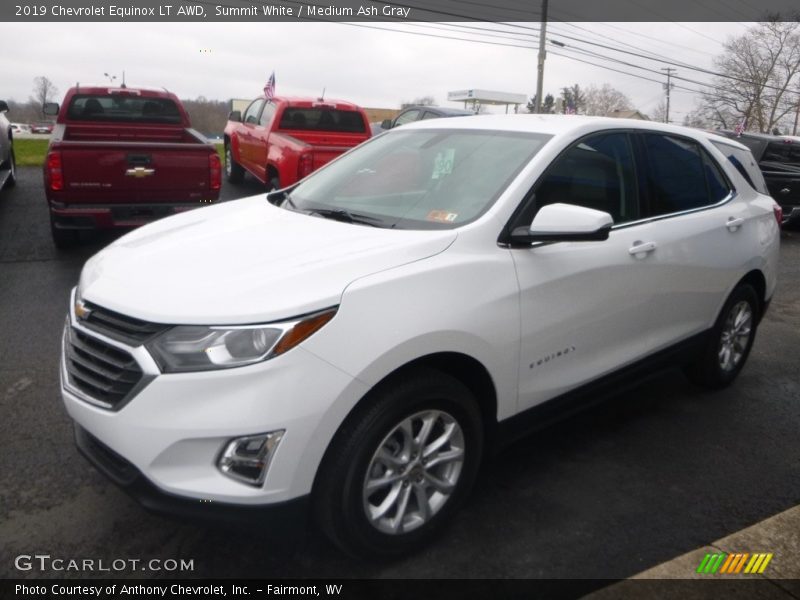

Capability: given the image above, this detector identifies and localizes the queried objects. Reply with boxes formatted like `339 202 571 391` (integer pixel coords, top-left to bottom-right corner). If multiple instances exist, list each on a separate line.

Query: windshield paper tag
427 210 458 223
431 149 455 179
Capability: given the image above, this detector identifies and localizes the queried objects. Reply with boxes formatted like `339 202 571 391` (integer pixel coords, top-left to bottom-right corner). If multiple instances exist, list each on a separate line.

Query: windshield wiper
309 209 384 227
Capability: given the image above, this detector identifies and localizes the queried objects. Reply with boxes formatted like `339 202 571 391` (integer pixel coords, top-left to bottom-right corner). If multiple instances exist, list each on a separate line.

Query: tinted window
533 132 639 224
702 151 731 203
394 109 421 127
243 99 265 124
643 134 716 215
67 95 181 123
421 111 442 120
277 109 366 133
762 142 800 166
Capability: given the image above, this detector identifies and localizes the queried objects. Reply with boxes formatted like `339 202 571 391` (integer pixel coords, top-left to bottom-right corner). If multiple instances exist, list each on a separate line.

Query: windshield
287 129 551 230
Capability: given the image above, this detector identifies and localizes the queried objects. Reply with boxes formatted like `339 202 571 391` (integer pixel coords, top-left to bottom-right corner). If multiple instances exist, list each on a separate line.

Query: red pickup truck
43 86 221 248
223 96 371 189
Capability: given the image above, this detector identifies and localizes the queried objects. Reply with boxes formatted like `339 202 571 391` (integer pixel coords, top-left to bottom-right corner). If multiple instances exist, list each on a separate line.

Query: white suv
61 116 780 557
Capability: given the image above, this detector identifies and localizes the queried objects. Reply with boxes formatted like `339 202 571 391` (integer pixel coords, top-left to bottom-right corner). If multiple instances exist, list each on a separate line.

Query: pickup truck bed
224 96 370 190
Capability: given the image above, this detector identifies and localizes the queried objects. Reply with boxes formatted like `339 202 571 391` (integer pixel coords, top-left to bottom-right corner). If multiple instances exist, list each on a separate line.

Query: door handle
726 217 745 231
628 241 657 256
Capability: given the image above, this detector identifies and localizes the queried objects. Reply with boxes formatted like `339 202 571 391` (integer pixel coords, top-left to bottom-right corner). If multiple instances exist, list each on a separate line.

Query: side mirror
0 100 8 113
228 110 242 123
511 203 614 244
43 102 59 116
380 119 392 130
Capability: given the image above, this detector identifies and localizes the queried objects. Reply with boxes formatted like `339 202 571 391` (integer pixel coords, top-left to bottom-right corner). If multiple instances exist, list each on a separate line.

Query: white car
0 101 16 190
61 115 780 557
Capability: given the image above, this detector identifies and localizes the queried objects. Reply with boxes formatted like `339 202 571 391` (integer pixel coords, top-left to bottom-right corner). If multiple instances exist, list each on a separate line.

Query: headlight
146 307 337 373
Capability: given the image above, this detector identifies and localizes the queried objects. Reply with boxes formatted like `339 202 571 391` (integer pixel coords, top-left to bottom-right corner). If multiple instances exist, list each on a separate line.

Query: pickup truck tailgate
60 143 213 203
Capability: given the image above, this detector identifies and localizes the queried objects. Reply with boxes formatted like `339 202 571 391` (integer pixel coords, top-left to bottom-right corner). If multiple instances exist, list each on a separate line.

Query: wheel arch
738 269 767 322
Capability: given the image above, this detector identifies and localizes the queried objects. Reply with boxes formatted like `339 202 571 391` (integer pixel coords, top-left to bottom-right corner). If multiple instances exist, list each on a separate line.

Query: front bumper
74 423 309 532
60 295 370 510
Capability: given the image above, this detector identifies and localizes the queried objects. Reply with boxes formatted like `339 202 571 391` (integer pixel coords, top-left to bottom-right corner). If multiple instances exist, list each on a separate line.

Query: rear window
278 108 366 133
67 94 182 124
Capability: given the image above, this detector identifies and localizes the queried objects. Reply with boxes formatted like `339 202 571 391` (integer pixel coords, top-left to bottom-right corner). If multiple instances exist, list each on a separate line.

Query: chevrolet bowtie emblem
74 299 92 320
125 166 155 178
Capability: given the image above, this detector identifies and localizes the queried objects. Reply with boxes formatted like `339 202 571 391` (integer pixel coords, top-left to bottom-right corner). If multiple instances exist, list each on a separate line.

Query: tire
684 284 759 389
266 176 280 192
225 143 244 184
2 146 16 189
50 216 80 249
314 368 483 558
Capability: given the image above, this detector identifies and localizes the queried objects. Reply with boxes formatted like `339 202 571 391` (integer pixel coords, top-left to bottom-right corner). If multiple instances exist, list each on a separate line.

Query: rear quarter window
710 141 769 195
67 95 182 124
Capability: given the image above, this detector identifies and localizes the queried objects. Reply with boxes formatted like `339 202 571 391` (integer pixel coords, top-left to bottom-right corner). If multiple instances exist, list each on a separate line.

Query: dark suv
718 130 800 225
376 106 474 134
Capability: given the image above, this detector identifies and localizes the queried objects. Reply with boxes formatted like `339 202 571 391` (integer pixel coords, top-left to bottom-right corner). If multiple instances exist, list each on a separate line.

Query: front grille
81 302 167 346
64 324 144 409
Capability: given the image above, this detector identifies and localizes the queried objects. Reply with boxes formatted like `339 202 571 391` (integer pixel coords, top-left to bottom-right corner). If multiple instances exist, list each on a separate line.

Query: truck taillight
298 153 313 179
773 203 783 226
209 153 221 191
47 152 63 191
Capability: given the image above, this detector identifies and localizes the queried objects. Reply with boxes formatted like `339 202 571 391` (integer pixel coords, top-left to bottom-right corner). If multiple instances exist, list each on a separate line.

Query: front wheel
314 369 483 558
684 284 759 389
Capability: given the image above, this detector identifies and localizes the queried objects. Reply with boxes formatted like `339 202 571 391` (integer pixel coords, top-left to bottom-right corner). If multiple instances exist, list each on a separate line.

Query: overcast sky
3 21 746 121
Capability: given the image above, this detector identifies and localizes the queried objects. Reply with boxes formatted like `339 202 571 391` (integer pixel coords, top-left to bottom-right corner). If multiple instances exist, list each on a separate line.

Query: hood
80 196 457 324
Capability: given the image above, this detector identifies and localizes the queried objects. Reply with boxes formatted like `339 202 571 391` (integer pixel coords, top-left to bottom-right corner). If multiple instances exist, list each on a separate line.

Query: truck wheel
225 143 244 184
2 146 16 188
266 176 280 192
314 368 483 558
50 217 80 249
684 284 759 389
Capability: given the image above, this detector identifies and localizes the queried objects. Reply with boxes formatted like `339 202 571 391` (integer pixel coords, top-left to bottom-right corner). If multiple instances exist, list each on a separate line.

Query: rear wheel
684 284 759 389
225 143 244 184
314 368 483 558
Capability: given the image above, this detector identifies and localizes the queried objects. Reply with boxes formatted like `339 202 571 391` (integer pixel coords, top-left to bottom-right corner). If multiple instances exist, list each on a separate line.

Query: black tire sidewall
318 371 483 557
694 284 759 388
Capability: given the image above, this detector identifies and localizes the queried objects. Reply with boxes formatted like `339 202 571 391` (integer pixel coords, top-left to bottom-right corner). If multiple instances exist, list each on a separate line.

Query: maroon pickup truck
43 86 221 248
223 96 371 189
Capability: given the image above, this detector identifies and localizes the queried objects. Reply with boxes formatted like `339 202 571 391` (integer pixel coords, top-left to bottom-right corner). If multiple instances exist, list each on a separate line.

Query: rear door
632 132 747 353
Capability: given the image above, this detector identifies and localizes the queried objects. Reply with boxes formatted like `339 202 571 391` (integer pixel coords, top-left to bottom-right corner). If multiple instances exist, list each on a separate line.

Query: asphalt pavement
1 167 798 586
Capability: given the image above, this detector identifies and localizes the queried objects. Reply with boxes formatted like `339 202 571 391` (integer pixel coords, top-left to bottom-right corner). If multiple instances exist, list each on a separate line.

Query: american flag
734 117 746 136
263 72 275 99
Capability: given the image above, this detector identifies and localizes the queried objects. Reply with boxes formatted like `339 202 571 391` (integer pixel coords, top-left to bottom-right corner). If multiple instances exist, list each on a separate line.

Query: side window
243 99 265 125
420 111 441 120
643 134 719 216
394 109 421 127
259 102 276 127
710 141 768 195
532 132 639 224
701 150 732 203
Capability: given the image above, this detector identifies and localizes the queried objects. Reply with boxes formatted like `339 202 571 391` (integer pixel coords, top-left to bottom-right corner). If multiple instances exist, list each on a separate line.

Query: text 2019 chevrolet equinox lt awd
60 115 780 557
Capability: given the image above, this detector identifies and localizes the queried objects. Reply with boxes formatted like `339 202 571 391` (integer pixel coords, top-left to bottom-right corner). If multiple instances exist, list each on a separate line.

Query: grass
13 138 224 167
13 138 50 166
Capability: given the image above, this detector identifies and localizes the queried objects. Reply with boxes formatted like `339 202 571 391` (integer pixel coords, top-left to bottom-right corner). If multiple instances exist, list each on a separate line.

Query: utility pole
534 0 549 114
793 91 800 136
661 67 677 123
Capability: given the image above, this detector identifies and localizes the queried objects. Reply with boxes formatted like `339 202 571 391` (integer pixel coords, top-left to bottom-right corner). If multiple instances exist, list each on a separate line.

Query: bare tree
697 21 800 133
583 84 633 116
650 100 667 123
32 76 59 109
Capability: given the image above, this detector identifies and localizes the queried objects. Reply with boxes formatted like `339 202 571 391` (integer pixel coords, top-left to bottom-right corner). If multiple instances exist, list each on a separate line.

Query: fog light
218 431 284 486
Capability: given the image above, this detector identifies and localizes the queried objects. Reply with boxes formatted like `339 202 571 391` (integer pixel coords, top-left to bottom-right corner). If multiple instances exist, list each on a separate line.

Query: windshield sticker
431 149 455 179
427 210 458 223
